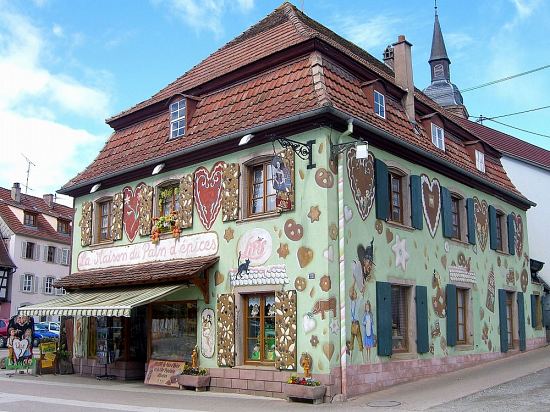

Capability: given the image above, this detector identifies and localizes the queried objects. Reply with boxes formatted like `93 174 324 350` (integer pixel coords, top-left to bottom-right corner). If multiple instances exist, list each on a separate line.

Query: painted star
329 318 340 335
308 205 321 223
223 227 234 243
392 234 410 271
277 243 290 259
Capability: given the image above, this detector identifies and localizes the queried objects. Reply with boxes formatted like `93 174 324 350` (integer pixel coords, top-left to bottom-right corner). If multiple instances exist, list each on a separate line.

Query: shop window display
150 302 197 362
244 294 276 363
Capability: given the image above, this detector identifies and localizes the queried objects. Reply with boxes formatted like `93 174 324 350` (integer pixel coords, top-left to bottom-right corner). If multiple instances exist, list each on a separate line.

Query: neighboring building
0 183 73 321
453 117 550 289
21 3 545 400
0 239 16 318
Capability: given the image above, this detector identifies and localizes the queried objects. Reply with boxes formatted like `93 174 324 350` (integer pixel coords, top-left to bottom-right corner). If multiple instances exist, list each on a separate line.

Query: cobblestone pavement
429 367 550 412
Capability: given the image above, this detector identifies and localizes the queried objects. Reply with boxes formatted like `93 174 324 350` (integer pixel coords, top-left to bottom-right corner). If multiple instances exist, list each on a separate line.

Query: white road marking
0 393 198 411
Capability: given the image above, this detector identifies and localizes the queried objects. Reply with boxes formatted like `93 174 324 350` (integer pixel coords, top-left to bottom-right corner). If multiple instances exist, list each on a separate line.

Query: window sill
89 240 114 248
455 344 474 351
391 352 417 360
237 211 281 224
449 238 470 247
234 364 276 370
495 249 511 256
385 221 415 232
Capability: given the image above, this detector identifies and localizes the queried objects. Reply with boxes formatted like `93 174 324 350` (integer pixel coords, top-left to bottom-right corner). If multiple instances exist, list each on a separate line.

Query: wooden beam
192 270 209 304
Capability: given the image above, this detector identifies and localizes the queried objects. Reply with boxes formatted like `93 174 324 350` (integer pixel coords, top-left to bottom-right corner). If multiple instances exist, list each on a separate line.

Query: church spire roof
429 7 450 63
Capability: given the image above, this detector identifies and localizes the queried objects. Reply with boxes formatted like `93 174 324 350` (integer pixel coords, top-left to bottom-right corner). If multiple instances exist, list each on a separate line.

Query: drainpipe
337 119 353 400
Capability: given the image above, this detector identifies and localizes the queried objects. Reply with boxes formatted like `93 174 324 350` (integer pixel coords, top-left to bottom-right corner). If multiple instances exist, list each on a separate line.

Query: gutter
58 107 330 195
325 107 537 209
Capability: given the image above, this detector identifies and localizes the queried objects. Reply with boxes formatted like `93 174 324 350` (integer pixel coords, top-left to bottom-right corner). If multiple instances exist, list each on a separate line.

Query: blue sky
1 0 549 204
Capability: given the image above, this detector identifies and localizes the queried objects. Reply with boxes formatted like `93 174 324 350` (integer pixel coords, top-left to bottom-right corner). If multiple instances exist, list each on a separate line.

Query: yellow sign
39 341 57 373
40 341 57 354
144 360 186 388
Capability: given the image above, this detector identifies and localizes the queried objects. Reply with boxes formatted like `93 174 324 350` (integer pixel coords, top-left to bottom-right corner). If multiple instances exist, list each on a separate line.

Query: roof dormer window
475 150 485 173
374 90 386 118
431 124 445 151
170 98 186 139
23 212 37 227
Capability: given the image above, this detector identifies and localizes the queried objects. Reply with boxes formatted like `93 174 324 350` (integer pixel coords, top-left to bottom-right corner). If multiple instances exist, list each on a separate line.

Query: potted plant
172 364 210 391
57 344 74 375
283 353 326 404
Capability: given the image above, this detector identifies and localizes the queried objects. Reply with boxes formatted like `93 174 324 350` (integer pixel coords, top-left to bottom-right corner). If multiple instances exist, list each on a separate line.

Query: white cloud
445 33 473 50
334 14 401 52
52 24 63 37
158 0 255 36
0 7 110 202
0 9 109 120
505 0 542 29
0 110 104 204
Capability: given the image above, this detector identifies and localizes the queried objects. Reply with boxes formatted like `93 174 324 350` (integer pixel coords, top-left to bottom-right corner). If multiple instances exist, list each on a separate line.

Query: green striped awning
18 284 185 317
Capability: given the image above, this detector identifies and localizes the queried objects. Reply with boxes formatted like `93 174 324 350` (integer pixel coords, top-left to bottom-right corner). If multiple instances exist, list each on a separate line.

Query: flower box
173 374 211 392
283 383 326 404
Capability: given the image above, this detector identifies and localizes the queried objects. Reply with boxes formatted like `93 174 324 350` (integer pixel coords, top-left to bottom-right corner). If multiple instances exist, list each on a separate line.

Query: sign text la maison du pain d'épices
77 232 218 271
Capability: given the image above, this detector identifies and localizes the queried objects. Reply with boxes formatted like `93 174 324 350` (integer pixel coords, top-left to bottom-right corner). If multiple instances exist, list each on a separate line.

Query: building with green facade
20 2 546 401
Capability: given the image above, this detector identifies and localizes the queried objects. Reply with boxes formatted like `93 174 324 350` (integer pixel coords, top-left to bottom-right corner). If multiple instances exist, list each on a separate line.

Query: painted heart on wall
514 213 524 257
194 162 225 231
346 148 375 221
123 183 145 242
421 174 441 238
13 338 29 361
473 196 489 252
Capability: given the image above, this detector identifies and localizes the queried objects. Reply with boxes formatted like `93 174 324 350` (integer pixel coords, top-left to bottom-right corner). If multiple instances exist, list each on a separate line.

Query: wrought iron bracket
330 141 357 160
274 137 316 169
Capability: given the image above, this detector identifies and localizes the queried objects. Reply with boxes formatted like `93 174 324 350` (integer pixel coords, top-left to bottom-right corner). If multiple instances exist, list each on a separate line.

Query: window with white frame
431 124 445 151
22 274 34 293
374 91 386 118
44 277 55 295
22 241 37 260
475 150 485 172
55 286 66 296
61 248 70 266
170 98 186 139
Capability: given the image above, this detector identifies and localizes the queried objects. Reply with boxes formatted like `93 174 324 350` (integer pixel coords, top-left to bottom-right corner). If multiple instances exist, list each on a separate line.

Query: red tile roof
0 187 73 245
55 256 219 290
61 2 526 206
0 240 15 269
452 116 550 170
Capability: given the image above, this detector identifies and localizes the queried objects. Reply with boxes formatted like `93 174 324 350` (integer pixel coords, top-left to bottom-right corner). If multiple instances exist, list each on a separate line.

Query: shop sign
77 232 219 271
271 156 292 193
237 228 272 266
276 193 292 210
39 341 57 373
144 360 186 388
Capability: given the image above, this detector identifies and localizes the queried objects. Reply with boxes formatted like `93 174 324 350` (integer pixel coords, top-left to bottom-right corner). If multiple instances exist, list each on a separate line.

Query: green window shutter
507 214 515 255
446 284 457 347
531 294 537 329
375 159 389 220
376 281 392 356
410 175 423 230
440 187 453 238
517 292 526 351
489 205 498 251
466 198 476 245
415 285 429 353
498 289 508 353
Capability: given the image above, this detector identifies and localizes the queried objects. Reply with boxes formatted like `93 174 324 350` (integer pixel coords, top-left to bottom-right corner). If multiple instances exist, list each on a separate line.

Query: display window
149 301 197 362
244 293 276 364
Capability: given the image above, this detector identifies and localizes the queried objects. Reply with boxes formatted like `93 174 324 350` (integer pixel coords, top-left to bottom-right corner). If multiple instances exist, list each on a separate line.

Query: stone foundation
72 358 145 380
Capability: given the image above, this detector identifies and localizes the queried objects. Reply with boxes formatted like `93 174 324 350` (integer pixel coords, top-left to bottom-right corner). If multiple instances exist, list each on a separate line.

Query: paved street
1 346 549 411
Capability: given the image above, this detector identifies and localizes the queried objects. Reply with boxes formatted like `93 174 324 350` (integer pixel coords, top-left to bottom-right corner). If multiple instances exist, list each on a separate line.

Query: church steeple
423 2 468 118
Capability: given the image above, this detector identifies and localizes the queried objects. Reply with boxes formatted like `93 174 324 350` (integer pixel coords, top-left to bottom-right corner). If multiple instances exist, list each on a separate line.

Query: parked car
0 318 8 348
33 323 58 347
37 321 60 336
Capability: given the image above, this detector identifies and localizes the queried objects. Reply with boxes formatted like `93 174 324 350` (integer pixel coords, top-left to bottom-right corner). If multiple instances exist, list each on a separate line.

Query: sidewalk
346 344 550 411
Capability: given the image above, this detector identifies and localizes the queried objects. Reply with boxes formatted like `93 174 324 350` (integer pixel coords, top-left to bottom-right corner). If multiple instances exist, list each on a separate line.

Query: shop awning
18 284 185 317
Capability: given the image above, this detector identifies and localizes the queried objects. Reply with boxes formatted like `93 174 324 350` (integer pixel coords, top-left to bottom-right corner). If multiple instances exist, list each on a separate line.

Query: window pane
253 168 263 184
253 182 263 198
266 195 276 212
252 199 263 213
264 316 276 361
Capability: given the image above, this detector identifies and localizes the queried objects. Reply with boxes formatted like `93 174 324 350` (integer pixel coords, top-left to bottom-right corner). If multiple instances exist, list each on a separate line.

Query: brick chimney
43 194 54 208
392 35 415 123
11 183 21 202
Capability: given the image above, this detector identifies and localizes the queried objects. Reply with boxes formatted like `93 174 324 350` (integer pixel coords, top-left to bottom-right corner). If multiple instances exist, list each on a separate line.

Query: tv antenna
21 153 36 194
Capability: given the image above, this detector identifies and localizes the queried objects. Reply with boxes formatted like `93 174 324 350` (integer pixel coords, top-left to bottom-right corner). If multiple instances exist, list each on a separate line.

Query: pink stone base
283 383 326 404
174 374 211 392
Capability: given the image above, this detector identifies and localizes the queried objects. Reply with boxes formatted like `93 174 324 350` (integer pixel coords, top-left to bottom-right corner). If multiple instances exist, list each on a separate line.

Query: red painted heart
421 174 441 238
194 162 225 231
514 213 524 257
346 148 375 221
123 183 144 242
